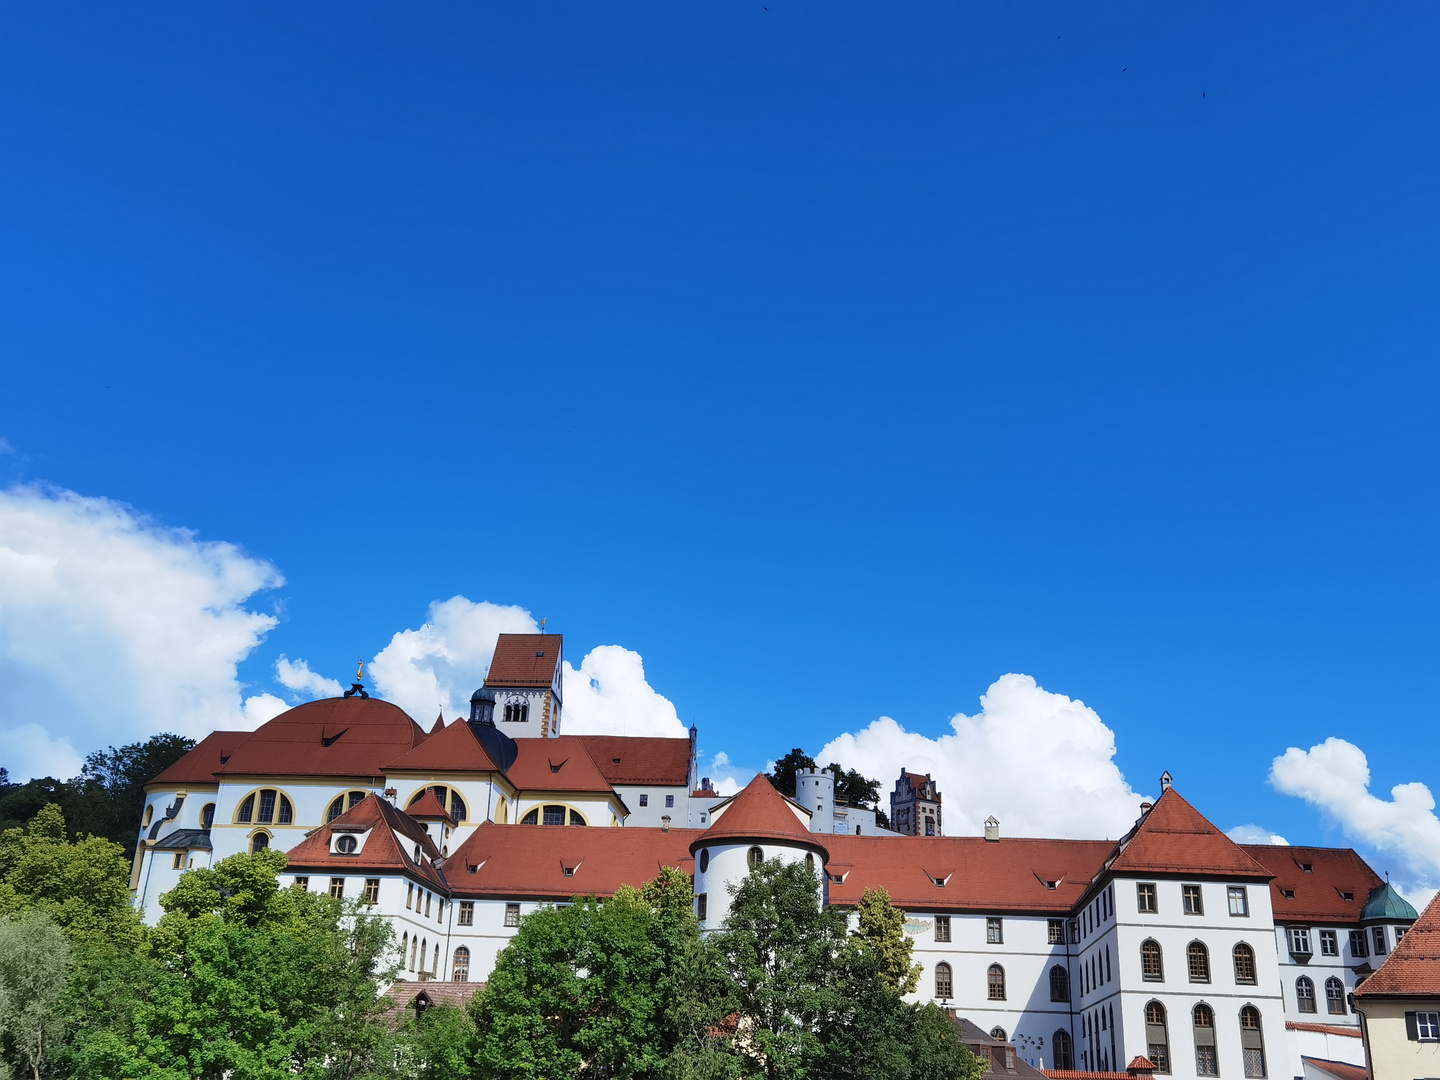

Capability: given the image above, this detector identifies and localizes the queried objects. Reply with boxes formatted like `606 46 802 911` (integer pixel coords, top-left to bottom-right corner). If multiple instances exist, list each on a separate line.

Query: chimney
1139 801 1153 816
984 815 1000 842
661 815 671 832
384 787 398 804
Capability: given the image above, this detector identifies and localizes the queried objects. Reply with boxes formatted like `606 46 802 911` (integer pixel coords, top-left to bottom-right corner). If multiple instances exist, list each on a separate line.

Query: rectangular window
1049 918 1066 945
458 901 474 926
1319 929 1338 956
406 883 413 909
1137 882 1158 913
329 877 344 899
1373 926 1387 954
294 876 309 891
925 819 935 836
172 852 184 869
986 917 1003 944
1228 886 1249 916
1289 927 1312 955
258 789 276 824
1397 927 1408 943
935 916 951 943
666 794 675 808
697 893 707 921
1350 929 1369 957
425 891 432 917
1068 918 1079 943
504 902 520 927
435 899 443 922
363 878 380 904
639 794 648 806
1183 884 1203 915
1415 1012 1440 1041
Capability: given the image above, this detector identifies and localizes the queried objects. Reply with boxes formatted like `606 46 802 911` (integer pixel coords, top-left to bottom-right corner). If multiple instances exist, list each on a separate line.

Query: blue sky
3 5 1440 882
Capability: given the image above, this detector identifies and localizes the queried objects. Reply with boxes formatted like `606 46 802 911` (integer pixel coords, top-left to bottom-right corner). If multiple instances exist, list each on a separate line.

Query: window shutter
1406 1012 1419 1041
1147 1023 1167 1044
1241 1028 1262 1050
1195 1027 1216 1046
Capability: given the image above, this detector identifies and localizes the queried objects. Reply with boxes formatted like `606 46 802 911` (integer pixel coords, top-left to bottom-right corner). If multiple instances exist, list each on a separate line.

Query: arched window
237 794 254 823
1193 1004 1217 1076
420 939 428 972
328 790 368 821
1188 941 1211 983
543 805 566 826
748 846 764 868
495 796 509 823
503 700 529 723
987 964 1006 1001
452 946 471 982
143 804 154 827
409 936 418 970
406 786 467 821
237 789 292 825
1053 1029 1074 1070
1142 938 1164 981
1296 976 1316 1013
1325 977 1346 1015
990 1027 1007 1042
1239 1006 1266 1078
1145 1001 1171 1075
699 849 710 873
805 852 815 872
1050 964 1070 1002
400 932 407 963
521 808 538 824
935 962 953 998
520 804 585 826
250 832 270 853
1233 942 1256 984
569 808 586 825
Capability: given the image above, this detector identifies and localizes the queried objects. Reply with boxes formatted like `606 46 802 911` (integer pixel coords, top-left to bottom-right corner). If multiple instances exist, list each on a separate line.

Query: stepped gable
1107 787 1273 878
693 775 828 856
1243 845 1382 923
575 735 691 786
825 833 1112 913
505 736 615 793
216 696 428 779
284 793 447 892
149 731 249 784
383 716 501 774
1354 890 1440 998
485 633 561 687
448 821 702 900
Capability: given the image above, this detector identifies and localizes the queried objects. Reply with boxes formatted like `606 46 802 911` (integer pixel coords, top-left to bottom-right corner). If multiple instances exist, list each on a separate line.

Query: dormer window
1281 889 1296 900
1341 891 1354 902
1300 863 1313 872
335 835 359 855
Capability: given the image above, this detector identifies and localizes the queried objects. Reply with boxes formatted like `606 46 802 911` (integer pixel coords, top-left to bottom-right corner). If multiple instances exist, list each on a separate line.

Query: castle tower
889 767 942 836
794 766 836 834
477 633 563 738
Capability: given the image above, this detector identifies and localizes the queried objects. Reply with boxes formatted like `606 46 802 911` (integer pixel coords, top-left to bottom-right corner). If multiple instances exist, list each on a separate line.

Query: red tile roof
1353 889 1440 999
405 788 455 822
283 793 446 891
485 634 561 688
383 718 501 774
1107 788 1272 879
695 775 827 855
447 821 701 900
1243 845 1381 924
825 834 1112 913
504 737 615 794
1287 1024 1363 1039
1127 1058 1156 1071
1300 1058 1367 1080
384 980 484 1023
149 731 249 785
573 736 691 786
216 697 428 779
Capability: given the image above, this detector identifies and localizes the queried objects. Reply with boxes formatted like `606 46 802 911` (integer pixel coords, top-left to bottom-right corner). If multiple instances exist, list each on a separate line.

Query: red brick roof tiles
1299 1058 1367 1080
383 717 501 774
695 775 827 854
215 697 428 779
1287 1024 1363 1039
283 793 447 891
447 821 701 900
573 735 691 786
485 633 561 688
405 788 455 822
1243 845 1381 924
1353 889 1440 998
504 736 616 794
149 731 249 785
1107 788 1272 879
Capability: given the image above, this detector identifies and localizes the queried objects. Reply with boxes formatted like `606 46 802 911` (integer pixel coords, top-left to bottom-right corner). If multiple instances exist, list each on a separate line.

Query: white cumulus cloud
0 483 284 781
817 673 1148 840
1226 824 1290 846
276 656 344 700
1270 737 1440 886
562 645 687 738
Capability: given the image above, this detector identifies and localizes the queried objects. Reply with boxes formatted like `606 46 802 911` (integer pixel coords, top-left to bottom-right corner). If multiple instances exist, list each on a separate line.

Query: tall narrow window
329 876 344 899
934 916 951 943
258 790 276 824
1183 885 1204 915
410 936 418 970
748 846 763 868
1240 1006 1266 1078
1325 978 1346 1015
935 962 953 999
1296 976 1316 1013
1142 939 1164 981
1319 930 1338 956
1373 927 1388 955
172 852 184 869
420 939 427 972
1137 882 1158 913
458 901 474 926
1228 886 1249 916
1188 941 1211 983
406 883 413 909
1349 929 1369 958
1049 919 1066 944
363 878 380 904
1145 1001 1171 1075
1233 942 1256 984
1053 1030 1074 1071
452 946 471 982
401 931 408 964
697 894 707 921
1050 965 1070 1002
987 964 1006 1001
1193 1005 1217 1076
987 917 1004 944
201 803 215 829
504 902 520 927
277 795 293 824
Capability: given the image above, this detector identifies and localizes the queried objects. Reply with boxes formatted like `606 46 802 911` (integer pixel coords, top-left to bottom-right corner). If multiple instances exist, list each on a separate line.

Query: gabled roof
1361 880 1419 922
149 731 250 785
1353 889 1440 998
1107 788 1272 879
573 736 691 786
383 717 501 774
447 821 701 899
406 788 455 823
504 737 615 794
485 633 561 688
1243 845 1381 924
825 834 1113 913
283 793 446 891
694 775 827 855
1299 1059 1366 1080
216 697 428 779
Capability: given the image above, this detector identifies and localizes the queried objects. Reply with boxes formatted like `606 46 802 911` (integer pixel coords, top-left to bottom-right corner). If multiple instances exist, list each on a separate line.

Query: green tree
853 886 921 995
72 733 196 855
765 750 817 799
0 908 74 1080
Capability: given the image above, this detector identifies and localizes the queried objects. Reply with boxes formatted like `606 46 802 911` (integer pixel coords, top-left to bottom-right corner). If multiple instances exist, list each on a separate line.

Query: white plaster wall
693 841 824 929
1271 922 1367 1029
610 784 689 828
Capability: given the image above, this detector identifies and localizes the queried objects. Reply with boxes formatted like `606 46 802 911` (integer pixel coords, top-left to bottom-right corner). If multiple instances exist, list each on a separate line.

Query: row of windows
635 794 676 808
397 934 474 981
933 962 1008 1000
237 789 293 825
1287 925 1390 958
292 876 381 904
1294 976 1348 1015
1136 882 1250 917
404 883 445 921
521 805 588 826
1141 939 1258 985
932 915 1074 945
1140 1001 1268 1078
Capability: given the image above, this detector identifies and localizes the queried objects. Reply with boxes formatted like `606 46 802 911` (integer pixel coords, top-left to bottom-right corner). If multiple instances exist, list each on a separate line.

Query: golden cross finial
356 658 366 682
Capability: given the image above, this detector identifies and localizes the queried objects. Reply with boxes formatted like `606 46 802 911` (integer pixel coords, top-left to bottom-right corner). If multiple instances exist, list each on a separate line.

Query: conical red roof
1109 787 1271 878
692 775 828 857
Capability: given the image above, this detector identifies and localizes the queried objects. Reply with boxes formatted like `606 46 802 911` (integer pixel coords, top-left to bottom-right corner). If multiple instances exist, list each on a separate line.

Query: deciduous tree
853 886 921 995
0 909 74 1080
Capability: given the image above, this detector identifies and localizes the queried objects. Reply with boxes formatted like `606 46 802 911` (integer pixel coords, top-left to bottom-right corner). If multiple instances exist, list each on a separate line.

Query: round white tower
794 766 836 834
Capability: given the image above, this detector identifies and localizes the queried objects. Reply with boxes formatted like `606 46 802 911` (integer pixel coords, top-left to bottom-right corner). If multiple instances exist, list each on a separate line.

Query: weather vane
356 658 365 682
539 617 547 633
